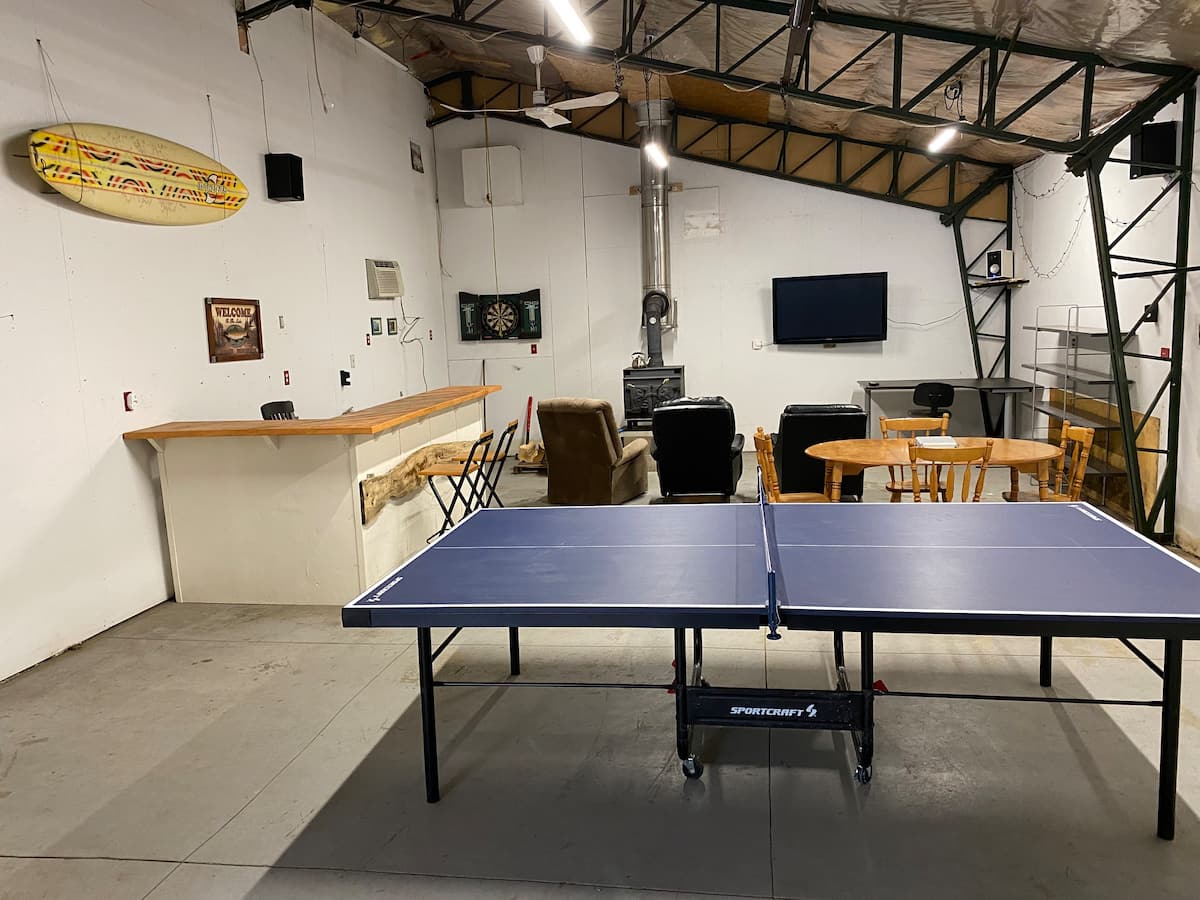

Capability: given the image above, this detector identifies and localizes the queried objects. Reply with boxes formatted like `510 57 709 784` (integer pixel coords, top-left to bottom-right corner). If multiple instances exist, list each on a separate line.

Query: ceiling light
547 0 592 45
928 117 964 154
644 141 669 169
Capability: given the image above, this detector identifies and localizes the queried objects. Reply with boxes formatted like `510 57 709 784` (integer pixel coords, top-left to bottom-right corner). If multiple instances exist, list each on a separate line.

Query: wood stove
623 365 685 429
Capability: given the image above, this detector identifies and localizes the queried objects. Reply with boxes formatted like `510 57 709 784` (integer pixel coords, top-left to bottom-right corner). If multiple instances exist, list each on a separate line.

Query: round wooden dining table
805 437 1063 502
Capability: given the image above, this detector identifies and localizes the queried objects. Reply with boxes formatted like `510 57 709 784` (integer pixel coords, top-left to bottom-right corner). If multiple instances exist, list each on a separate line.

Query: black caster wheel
682 756 704 779
700 678 711 688
854 765 872 784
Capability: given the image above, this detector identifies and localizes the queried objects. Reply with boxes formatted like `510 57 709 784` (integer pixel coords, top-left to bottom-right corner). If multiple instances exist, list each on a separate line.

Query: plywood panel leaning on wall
1047 388 1159 516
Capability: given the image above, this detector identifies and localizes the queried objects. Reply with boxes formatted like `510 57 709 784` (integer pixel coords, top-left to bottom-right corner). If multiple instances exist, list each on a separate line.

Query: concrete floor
2 462 1199 899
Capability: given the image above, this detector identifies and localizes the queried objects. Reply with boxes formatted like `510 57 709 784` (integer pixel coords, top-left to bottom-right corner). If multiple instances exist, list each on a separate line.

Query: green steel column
1085 162 1148 533
1162 87 1195 540
953 218 985 379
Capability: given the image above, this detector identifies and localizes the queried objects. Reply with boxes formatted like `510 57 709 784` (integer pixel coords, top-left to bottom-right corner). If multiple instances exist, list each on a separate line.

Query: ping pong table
343 494 1200 840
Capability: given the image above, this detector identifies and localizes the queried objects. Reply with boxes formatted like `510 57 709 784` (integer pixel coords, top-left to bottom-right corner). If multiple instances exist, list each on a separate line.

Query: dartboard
482 297 520 339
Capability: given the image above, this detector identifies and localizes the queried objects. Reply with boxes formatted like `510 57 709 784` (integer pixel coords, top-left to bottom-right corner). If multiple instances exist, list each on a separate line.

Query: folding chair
452 419 519 509
420 429 493 540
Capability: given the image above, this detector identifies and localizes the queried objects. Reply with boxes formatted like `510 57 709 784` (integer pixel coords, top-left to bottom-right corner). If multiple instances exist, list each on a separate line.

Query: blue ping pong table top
343 502 1200 632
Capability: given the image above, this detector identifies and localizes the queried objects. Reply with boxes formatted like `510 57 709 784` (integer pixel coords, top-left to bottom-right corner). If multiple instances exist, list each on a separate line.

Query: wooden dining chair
753 428 828 503
880 414 950 502
1048 420 1095 502
908 439 993 503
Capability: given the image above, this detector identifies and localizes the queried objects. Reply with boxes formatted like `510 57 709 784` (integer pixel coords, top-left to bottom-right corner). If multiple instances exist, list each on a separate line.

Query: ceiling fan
438 45 618 128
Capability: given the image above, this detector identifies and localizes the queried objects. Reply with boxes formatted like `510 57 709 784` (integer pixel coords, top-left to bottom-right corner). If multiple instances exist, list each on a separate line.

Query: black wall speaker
1130 122 1178 179
265 153 304 201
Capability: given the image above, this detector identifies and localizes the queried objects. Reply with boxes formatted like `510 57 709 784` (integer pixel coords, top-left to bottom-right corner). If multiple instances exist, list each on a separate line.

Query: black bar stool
452 419 519 509
420 430 494 540
261 401 297 420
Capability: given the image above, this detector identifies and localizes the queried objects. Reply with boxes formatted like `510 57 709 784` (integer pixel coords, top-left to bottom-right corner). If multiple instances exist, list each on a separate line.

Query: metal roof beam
428 72 1012 222
303 0 1195 156
782 0 816 88
1066 69 1198 174
240 0 306 25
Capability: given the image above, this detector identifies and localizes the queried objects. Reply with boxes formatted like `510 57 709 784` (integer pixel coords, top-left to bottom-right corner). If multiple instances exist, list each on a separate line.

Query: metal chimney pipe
634 98 673 366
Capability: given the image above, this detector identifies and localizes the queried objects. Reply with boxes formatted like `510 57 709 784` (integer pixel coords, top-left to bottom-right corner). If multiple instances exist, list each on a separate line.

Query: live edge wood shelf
123 386 500 606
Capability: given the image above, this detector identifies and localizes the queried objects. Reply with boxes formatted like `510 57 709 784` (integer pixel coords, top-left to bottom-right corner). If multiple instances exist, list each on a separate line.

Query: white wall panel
435 116 980 444
0 2 446 679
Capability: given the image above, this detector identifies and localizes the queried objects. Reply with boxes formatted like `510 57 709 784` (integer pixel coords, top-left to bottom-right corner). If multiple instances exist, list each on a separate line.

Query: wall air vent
365 259 404 299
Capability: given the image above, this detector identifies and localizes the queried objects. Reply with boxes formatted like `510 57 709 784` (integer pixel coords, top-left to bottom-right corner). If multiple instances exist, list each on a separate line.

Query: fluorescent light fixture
547 0 592 45
644 140 669 169
928 120 962 154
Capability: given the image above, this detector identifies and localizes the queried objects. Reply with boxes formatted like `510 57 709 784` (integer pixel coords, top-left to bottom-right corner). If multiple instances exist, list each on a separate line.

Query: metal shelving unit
1021 305 1130 503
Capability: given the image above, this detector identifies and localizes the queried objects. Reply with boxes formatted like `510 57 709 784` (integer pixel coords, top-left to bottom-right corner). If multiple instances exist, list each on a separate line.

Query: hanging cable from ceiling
928 78 966 153
310 5 332 112
246 29 272 153
35 40 72 124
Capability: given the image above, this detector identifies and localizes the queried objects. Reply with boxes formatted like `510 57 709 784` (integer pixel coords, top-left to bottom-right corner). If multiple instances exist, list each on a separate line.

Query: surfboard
28 123 249 225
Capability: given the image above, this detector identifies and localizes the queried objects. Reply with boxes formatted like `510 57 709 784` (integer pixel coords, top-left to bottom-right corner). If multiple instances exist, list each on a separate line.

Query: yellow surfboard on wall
28 123 249 225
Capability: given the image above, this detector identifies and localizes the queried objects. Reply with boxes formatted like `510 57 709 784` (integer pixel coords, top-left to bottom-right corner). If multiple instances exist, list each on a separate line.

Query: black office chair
773 404 867 500
261 401 297 420
651 396 744 499
910 382 955 418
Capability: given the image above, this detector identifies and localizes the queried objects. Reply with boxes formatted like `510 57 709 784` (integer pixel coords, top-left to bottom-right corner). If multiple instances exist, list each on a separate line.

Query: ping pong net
757 468 783 640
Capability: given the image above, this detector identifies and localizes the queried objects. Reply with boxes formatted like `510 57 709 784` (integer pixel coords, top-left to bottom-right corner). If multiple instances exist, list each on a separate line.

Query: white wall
1009 91 1200 549
0 1 447 680
434 116 984 441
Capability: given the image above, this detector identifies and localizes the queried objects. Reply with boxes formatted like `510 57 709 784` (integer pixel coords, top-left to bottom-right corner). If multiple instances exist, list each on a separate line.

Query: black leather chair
774 404 867 500
261 401 296 420
651 397 744 499
910 382 955 418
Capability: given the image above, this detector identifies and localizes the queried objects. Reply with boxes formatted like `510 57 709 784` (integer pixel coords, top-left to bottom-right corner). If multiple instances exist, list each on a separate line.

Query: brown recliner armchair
538 398 649 505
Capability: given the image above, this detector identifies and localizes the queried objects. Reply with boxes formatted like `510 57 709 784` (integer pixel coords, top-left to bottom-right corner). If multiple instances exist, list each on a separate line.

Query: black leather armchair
651 397 744 498
774 404 867 500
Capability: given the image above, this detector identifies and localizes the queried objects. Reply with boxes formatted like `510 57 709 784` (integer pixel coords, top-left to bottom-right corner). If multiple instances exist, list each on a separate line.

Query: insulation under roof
316 1 1200 166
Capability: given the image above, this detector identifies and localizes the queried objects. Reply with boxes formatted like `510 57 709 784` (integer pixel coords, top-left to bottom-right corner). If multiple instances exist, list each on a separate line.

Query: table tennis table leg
674 628 702 778
1039 636 1053 687
416 628 441 803
1158 639 1183 840
508 627 521 676
855 631 874 784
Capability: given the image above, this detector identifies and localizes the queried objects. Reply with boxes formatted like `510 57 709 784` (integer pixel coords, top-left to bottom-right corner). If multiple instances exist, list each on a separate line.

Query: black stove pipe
642 289 669 367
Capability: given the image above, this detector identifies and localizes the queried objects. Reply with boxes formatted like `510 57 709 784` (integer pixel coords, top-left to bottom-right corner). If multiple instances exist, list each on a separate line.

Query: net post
758 468 783 641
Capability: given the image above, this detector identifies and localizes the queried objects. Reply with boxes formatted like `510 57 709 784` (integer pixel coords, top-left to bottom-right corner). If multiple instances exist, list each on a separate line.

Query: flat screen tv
772 272 888 344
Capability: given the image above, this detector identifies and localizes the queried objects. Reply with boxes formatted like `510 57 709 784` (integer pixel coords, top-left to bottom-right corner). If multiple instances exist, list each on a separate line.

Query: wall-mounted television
772 272 888 344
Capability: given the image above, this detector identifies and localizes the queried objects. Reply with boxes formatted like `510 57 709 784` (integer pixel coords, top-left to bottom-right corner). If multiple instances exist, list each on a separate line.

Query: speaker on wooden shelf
986 249 1015 280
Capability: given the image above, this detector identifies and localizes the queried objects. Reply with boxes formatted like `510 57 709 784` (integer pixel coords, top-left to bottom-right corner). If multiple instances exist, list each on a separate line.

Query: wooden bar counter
124 386 499 605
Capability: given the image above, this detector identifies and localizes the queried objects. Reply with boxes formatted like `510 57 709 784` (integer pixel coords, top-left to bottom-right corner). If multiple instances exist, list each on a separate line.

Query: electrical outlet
349 353 357 368
123 391 139 412
283 370 290 386
428 329 434 341
366 333 371 346
530 343 538 354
